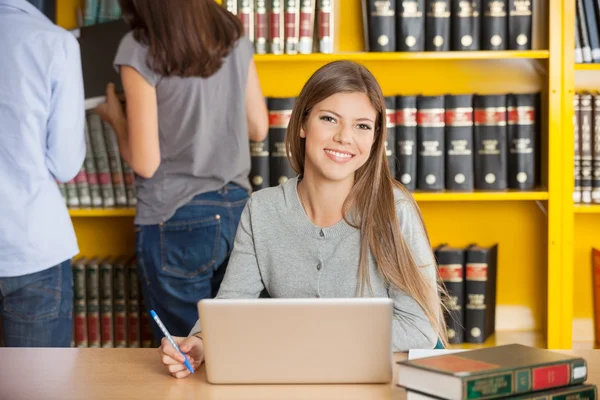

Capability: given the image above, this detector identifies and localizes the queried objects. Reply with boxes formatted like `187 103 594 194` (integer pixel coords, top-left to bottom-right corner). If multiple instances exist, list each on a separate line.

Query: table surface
0 348 598 400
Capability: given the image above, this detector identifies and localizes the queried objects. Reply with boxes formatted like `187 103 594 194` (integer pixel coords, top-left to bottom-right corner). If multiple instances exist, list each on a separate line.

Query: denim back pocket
4 265 61 321
159 214 222 279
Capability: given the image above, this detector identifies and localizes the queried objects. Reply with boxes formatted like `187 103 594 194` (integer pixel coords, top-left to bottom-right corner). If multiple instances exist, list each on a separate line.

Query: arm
245 59 269 142
389 200 440 351
189 198 266 336
45 33 86 183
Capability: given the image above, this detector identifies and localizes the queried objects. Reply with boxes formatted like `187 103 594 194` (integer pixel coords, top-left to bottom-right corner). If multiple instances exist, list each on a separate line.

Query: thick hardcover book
577 0 593 63
99 259 114 348
102 122 128 207
298 0 316 54
113 257 127 348
583 0 600 62
74 165 92 208
435 245 465 344
285 0 300 54
481 0 507 50
396 95 418 190
396 0 425 51
508 0 533 50
576 13 584 64
473 94 508 190
417 96 445 191
451 0 480 50
464 243 497 344
385 97 397 177
224 0 237 13
364 0 396 52
127 260 141 348
445 94 474 191
580 93 594 204
65 178 79 208
72 257 88 348
574 94 582 203
507 93 537 190
255 0 268 54
86 258 101 348
250 139 270 191
269 0 285 54
121 157 137 207
84 122 103 208
317 0 334 53
593 94 600 203
238 0 255 42
87 113 116 207
268 98 297 186
425 0 451 51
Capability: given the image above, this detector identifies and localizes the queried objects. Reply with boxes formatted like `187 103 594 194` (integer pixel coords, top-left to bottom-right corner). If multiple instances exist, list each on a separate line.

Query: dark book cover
127 260 141 348
99 259 114 348
580 93 594 204
481 0 507 50
238 0 255 42
435 245 465 344
250 139 270 191
396 0 425 51
574 93 582 203
576 13 584 64
425 0 451 51
26 0 56 23
269 0 285 54
72 257 88 348
417 95 445 191
473 94 508 190
385 97 397 177
577 0 593 63
508 0 533 50
403 385 598 400
86 258 101 348
507 93 537 190
593 94 600 203
396 95 418 190
298 0 316 54
445 94 474 191
268 97 297 186
83 122 103 208
365 0 396 52
255 0 268 54
451 0 481 50
113 257 128 348
464 243 497 344
583 0 600 62
397 344 588 400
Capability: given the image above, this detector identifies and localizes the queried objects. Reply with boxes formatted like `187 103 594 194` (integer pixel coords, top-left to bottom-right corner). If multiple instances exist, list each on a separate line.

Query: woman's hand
95 82 126 128
158 335 204 379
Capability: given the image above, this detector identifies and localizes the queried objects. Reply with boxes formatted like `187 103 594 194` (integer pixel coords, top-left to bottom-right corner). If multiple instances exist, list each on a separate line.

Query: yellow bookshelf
57 0 570 349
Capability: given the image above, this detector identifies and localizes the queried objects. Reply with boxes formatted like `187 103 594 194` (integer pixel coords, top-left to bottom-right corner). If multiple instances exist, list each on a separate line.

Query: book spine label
298 0 315 53
368 0 396 52
318 0 334 53
250 139 270 191
285 0 300 54
127 262 141 348
593 95 600 203
239 0 255 42
268 98 297 186
425 0 451 51
445 94 474 191
417 96 445 191
581 94 593 204
574 94 582 203
86 261 101 348
481 0 507 50
255 0 268 54
508 0 532 50
100 261 114 348
385 97 397 177
73 259 88 348
113 260 127 348
474 95 508 190
269 0 285 54
507 94 536 190
451 0 480 50
396 96 418 190
225 0 237 13
396 0 425 51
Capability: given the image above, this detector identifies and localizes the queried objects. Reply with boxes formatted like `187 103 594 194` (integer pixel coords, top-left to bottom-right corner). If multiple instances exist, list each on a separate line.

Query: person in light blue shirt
0 0 85 347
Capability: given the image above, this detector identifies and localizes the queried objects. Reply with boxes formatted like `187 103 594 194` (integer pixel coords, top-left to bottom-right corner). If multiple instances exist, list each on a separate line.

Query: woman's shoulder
247 177 299 212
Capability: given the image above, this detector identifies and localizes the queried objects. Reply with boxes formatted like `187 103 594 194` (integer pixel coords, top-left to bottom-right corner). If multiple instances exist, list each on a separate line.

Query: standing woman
96 0 269 342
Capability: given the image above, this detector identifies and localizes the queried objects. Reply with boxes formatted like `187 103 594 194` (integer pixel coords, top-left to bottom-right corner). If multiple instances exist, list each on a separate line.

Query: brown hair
118 0 243 78
286 60 448 346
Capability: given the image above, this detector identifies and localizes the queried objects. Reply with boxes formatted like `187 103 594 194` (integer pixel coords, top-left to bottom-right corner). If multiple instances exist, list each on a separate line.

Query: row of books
252 93 540 193
71 256 157 349
573 92 600 204
435 243 497 345
83 0 121 27
575 0 600 63
221 0 335 54
363 0 533 53
58 111 136 209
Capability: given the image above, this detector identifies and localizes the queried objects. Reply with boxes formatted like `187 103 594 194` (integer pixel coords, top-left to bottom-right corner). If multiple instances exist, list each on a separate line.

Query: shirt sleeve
388 196 440 351
113 33 161 86
45 31 86 183
189 196 265 336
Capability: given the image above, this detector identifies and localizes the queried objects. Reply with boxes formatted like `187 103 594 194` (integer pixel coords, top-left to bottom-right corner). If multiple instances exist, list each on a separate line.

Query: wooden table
0 349 598 400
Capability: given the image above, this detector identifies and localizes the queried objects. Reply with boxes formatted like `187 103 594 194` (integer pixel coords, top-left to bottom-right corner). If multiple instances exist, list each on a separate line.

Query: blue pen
150 310 195 374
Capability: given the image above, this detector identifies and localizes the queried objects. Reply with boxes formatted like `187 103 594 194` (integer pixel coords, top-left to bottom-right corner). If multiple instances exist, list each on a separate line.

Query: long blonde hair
285 60 448 346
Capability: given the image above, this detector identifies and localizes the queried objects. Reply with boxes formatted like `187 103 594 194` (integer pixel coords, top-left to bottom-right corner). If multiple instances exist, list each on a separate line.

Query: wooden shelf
574 205 600 214
575 64 600 70
254 50 550 63
69 209 136 217
447 331 545 350
412 190 549 202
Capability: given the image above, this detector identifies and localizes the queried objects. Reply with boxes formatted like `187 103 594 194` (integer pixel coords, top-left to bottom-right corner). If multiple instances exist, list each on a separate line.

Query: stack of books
397 344 597 399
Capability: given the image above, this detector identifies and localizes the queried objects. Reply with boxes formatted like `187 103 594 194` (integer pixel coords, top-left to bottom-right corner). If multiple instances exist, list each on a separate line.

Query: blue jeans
136 183 249 342
0 260 73 347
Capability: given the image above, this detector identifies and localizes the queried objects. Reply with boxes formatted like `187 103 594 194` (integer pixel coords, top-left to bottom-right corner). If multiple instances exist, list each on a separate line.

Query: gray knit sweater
189 176 440 351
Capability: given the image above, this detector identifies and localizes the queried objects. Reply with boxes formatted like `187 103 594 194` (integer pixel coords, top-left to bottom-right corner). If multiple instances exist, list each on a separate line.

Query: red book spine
298 0 314 54
238 0 254 42
269 0 284 54
113 258 127 348
284 0 299 54
73 258 88 347
317 0 333 53
255 0 267 54
127 260 141 348
100 260 114 348
86 259 101 348
531 364 570 390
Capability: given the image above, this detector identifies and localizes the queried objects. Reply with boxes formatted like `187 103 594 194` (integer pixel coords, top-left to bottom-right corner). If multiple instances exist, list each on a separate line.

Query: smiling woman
156 60 448 379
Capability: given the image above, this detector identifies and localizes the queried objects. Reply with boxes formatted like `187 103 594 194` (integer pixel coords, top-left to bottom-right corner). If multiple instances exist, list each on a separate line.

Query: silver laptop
197 297 394 384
